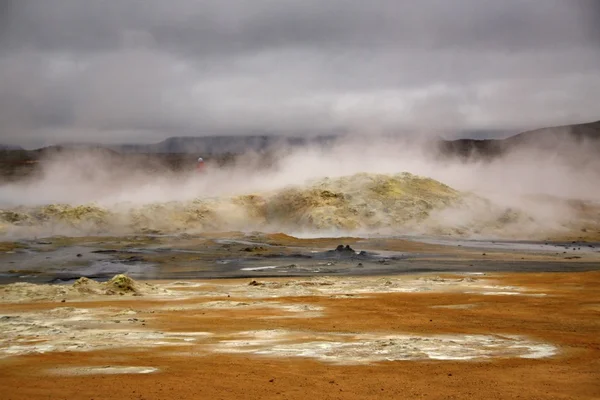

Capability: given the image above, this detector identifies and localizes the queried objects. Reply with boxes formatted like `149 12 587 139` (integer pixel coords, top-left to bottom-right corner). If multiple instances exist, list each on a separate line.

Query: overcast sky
1 0 599 147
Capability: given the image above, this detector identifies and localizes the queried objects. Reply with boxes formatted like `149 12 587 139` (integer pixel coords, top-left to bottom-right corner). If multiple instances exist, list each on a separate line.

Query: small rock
242 246 265 252
335 244 355 253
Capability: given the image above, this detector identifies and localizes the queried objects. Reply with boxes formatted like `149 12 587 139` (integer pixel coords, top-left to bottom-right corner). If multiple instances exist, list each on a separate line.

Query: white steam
0 134 599 239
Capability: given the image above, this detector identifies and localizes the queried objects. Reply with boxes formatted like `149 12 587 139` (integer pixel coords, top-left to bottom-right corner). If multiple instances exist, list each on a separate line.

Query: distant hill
31 144 121 156
0 144 23 151
112 135 339 154
504 120 600 146
437 120 600 159
119 120 598 157
0 120 598 171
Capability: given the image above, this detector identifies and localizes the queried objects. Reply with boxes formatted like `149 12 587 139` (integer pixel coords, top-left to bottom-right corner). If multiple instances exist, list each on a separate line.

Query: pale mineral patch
0 306 212 358
164 281 205 288
240 266 281 271
48 366 159 376
159 300 323 318
210 330 558 365
199 276 531 299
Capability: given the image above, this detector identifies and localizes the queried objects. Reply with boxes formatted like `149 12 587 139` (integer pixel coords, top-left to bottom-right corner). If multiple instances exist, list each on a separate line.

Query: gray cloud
0 0 599 147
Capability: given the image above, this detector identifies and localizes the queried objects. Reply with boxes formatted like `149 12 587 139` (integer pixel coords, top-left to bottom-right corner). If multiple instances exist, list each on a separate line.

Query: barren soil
1 270 599 400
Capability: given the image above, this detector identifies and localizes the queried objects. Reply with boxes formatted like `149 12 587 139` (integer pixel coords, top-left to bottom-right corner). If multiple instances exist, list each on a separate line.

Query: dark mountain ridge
6 120 598 157
0 120 598 181
436 120 600 159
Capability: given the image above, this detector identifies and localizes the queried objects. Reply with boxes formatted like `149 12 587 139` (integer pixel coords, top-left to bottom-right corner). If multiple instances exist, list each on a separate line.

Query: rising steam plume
1 126 599 240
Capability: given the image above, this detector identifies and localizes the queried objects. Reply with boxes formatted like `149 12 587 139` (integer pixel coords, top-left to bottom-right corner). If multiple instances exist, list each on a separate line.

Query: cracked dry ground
0 271 599 400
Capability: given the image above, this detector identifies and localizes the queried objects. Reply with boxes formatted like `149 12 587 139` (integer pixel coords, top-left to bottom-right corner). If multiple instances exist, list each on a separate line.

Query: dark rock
335 244 355 253
288 253 312 259
242 246 265 252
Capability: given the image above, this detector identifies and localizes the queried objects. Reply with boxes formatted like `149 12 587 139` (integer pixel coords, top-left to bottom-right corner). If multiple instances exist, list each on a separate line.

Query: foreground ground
0 267 599 399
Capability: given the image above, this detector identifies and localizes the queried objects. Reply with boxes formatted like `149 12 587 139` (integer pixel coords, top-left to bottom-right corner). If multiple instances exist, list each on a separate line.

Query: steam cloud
1 135 598 239
0 0 599 147
1 1 599 239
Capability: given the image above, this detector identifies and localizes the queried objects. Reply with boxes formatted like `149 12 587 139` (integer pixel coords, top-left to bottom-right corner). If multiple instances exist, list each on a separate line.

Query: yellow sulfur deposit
35 204 111 226
0 210 33 225
260 173 462 230
0 172 572 238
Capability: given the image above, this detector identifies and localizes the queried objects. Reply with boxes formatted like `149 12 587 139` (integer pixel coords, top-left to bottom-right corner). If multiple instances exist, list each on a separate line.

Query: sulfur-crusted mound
105 274 139 294
72 274 143 296
1 172 578 238
0 204 111 234
0 274 166 302
260 173 462 230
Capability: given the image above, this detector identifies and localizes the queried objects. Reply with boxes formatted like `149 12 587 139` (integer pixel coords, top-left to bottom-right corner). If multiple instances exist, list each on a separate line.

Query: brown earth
1 271 599 400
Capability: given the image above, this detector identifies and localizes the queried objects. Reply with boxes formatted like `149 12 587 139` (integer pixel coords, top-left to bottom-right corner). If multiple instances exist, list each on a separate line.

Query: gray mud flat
407 236 600 254
180 258 600 280
1 235 599 284
0 242 157 284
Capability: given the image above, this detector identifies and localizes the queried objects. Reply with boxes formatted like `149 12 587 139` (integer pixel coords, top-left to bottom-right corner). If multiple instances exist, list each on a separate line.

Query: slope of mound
260 172 462 230
0 172 574 238
0 274 165 302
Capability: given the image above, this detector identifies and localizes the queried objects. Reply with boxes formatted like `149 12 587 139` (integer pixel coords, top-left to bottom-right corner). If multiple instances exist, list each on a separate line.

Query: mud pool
1 234 599 284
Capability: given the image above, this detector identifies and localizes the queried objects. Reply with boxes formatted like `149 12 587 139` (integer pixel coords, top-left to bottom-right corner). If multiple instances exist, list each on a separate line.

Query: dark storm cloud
3 0 598 54
0 0 599 147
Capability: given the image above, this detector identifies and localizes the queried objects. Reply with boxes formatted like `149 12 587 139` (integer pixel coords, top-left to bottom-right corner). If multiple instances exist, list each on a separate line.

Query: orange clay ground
0 270 599 400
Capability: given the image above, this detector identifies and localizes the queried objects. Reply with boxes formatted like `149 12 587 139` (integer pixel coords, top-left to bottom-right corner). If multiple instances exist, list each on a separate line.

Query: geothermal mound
0 172 545 237
0 274 162 303
262 172 462 230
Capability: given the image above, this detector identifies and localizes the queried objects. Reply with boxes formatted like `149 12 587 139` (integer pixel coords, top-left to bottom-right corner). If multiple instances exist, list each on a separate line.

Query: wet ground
1 233 599 284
